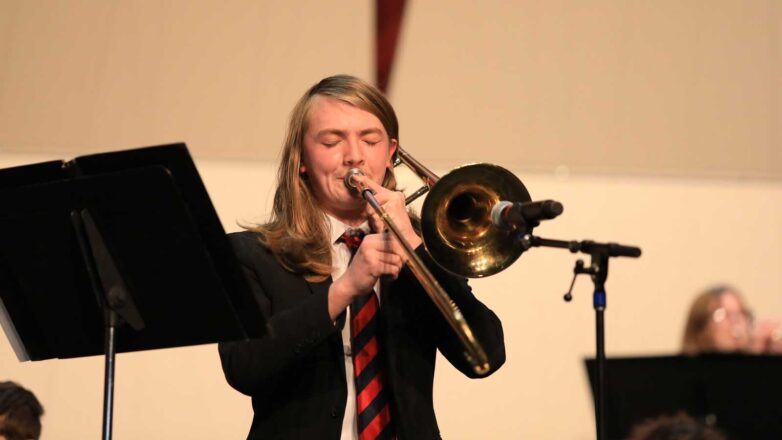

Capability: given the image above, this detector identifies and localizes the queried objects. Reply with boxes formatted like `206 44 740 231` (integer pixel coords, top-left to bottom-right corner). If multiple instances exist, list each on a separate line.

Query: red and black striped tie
340 230 395 440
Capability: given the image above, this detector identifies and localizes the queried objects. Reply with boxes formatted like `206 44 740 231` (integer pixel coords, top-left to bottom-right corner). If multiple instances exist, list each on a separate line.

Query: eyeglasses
712 307 753 324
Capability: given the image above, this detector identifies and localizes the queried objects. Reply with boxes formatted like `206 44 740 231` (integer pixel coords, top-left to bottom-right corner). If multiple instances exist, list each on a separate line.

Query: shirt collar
326 214 371 244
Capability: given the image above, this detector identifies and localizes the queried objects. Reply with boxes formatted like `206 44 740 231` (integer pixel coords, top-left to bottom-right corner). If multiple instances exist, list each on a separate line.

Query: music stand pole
71 208 143 440
102 310 118 440
71 208 118 440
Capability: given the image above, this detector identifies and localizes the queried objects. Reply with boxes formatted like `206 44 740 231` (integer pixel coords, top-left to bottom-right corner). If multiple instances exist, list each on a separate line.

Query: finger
352 174 384 192
362 234 408 261
382 263 402 280
363 233 409 263
368 211 385 233
383 231 409 259
367 255 402 277
377 252 404 268
366 235 406 265
386 230 409 259
378 261 402 279
364 245 402 266
361 244 402 267
360 233 385 248
384 229 392 251
378 188 406 210
355 174 397 205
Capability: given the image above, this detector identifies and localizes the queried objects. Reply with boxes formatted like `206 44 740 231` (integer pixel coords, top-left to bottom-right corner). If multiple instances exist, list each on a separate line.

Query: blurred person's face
702 292 752 352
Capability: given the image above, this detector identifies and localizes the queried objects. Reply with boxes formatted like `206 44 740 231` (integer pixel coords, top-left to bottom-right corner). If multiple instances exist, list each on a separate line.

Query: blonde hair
250 75 399 281
681 284 748 354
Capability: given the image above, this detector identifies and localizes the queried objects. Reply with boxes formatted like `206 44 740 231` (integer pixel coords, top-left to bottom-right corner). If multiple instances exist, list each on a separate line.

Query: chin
344 198 365 209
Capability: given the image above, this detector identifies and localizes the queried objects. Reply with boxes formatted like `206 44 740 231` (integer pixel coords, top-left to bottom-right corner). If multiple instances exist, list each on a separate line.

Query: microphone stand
519 235 641 440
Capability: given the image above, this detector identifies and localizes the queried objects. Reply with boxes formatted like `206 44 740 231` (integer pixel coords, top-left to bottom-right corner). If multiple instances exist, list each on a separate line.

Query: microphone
490 200 564 230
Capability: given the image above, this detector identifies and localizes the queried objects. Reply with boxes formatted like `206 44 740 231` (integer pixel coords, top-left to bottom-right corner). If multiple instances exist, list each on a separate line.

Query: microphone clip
563 259 599 302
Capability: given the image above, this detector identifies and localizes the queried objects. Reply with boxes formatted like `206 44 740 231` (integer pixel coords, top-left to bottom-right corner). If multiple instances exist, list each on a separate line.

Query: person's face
704 292 752 352
300 96 397 223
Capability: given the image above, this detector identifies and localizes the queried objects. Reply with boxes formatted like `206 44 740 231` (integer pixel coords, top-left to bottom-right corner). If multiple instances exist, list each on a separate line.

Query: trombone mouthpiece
344 168 365 191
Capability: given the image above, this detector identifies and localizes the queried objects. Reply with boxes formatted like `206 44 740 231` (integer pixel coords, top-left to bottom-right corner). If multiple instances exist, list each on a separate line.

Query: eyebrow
359 128 384 136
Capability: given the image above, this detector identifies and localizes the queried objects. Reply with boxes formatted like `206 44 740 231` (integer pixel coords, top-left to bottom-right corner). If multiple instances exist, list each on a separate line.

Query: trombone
345 147 533 376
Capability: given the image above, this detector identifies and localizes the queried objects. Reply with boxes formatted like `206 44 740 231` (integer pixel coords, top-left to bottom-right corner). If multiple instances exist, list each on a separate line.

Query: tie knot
339 229 366 252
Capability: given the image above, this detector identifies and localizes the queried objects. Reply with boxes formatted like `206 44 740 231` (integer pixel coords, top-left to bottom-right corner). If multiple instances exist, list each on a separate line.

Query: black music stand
584 354 782 440
0 144 265 440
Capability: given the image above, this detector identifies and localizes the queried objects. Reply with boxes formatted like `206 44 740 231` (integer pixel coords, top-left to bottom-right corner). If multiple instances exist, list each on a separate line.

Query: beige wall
1 1 781 439
392 0 782 178
0 0 373 159
1 0 779 177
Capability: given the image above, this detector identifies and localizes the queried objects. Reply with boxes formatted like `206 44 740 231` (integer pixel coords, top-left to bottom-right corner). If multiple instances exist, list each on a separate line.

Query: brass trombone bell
420 163 531 278
381 147 533 373
394 147 533 278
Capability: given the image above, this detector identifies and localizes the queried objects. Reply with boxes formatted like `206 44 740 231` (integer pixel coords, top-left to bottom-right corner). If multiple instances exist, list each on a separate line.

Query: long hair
250 75 399 282
681 284 747 354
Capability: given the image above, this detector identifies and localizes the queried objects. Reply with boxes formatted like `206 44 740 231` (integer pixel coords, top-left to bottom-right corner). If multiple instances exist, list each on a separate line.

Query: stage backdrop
0 0 779 178
1 1 781 439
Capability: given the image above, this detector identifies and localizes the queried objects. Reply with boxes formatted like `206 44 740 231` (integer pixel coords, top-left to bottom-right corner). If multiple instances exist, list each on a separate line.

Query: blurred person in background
681 284 782 355
0 381 44 440
627 412 726 440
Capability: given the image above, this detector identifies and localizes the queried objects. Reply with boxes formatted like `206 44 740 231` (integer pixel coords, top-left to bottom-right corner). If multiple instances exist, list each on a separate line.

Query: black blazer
218 231 505 440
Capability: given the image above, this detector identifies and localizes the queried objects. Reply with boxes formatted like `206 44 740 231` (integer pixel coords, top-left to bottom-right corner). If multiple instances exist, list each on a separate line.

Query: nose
343 137 365 166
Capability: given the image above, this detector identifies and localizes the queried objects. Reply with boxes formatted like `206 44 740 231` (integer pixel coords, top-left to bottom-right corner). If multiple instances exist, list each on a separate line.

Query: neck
322 205 367 227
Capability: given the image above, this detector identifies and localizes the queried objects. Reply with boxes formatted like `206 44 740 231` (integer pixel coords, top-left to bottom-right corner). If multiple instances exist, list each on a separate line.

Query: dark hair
627 412 727 440
0 381 44 440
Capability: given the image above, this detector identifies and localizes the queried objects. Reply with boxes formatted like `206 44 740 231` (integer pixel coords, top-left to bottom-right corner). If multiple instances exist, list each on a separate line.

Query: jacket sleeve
404 244 506 378
217 232 338 396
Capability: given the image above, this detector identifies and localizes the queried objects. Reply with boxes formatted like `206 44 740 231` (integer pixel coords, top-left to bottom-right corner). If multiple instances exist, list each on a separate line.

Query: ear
300 164 307 174
388 138 398 165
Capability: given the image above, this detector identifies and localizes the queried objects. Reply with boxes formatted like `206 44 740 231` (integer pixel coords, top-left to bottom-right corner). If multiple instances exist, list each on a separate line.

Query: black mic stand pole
491 195 637 439
588 252 609 440
520 235 641 440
